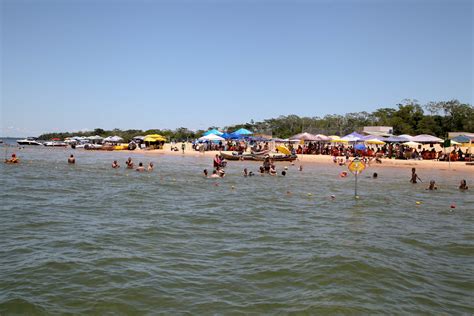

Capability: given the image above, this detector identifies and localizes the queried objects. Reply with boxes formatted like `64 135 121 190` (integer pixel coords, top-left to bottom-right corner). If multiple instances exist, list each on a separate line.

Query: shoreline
132 146 473 172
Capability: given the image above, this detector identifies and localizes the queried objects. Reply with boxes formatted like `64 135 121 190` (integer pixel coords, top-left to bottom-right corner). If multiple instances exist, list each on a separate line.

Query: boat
220 152 255 161
251 149 271 155
17 137 42 145
251 154 298 162
43 141 68 147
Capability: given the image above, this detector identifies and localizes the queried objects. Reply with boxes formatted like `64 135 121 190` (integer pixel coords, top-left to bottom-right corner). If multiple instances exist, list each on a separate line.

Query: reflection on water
0 146 473 314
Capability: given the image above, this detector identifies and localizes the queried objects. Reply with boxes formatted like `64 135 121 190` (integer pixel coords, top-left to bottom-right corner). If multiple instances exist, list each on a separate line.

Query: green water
1 147 473 314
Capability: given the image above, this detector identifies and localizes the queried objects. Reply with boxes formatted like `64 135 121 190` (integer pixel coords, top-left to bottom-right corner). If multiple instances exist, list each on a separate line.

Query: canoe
251 149 270 155
220 153 242 161
251 154 298 162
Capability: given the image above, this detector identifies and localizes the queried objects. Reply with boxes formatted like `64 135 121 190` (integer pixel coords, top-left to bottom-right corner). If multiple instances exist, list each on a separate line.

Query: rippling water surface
1 146 473 314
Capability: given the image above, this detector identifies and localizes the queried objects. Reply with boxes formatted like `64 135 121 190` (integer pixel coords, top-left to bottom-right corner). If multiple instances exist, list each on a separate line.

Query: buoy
355 195 360 199
231 185 235 190
331 195 336 199
307 193 312 196
450 203 456 209
416 201 421 205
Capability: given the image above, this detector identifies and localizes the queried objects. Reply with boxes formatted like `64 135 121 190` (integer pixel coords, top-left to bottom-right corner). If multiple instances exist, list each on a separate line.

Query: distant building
363 126 393 136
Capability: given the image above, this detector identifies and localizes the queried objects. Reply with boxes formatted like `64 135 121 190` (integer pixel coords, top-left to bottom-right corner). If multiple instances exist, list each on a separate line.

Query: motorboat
43 141 68 147
17 137 42 145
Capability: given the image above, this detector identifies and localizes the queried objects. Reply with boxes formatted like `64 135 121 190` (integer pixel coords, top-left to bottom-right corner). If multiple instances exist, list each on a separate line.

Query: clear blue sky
1 0 472 136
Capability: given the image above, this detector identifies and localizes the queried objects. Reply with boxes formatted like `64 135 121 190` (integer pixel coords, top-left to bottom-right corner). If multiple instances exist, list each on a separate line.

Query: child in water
68 154 75 164
147 162 154 171
410 168 422 183
112 160 120 168
427 180 437 190
459 179 468 190
5 153 19 164
136 162 145 172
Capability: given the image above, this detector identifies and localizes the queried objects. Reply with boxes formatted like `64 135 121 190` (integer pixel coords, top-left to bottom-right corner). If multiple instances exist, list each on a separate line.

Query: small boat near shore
251 154 298 162
43 141 68 147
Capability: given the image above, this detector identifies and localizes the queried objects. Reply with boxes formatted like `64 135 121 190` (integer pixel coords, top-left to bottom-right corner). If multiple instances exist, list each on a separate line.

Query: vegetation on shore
38 99 473 141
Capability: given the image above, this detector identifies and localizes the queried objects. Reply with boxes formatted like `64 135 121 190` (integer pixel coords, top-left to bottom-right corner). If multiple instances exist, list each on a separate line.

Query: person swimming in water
112 160 120 168
281 170 286 176
203 169 208 177
459 179 468 190
373 172 378 178
427 180 438 190
410 168 422 183
299 165 303 171
269 165 277 176
5 153 19 164
126 157 134 169
68 154 75 164
147 162 154 171
243 168 248 177
136 162 145 172
209 170 220 178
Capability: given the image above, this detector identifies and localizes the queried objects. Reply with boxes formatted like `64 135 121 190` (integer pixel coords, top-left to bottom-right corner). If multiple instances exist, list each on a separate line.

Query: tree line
38 99 473 142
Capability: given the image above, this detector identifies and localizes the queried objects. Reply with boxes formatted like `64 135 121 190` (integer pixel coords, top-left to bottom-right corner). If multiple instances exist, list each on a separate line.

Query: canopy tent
289 132 323 141
411 134 443 143
365 139 386 145
341 132 364 142
328 135 340 140
398 134 414 141
402 141 422 148
103 135 123 143
232 128 253 135
203 129 223 136
451 135 473 143
361 134 386 141
385 135 411 142
221 132 242 140
199 134 225 141
363 131 393 137
143 134 166 142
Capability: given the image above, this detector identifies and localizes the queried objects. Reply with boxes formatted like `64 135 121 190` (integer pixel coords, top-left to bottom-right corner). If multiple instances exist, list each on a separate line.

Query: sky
1 0 472 137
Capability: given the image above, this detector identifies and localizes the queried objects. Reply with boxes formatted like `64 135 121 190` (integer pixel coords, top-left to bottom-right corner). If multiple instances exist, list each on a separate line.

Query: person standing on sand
410 168 422 183
181 142 186 154
68 154 75 164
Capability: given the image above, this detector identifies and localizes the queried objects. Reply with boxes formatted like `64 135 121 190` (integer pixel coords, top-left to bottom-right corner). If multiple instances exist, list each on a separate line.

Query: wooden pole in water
355 172 358 197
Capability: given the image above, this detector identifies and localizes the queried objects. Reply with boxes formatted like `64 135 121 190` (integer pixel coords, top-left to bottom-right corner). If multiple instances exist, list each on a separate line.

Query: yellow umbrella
330 139 348 143
276 145 291 155
329 135 340 140
144 134 166 142
365 139 386 145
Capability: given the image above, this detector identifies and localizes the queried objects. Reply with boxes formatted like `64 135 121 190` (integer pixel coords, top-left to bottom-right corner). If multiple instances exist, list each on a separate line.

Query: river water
1 145 473 314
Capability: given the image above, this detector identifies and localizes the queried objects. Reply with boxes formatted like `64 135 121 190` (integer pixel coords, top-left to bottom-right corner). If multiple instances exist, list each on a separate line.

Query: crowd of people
3 152 469 192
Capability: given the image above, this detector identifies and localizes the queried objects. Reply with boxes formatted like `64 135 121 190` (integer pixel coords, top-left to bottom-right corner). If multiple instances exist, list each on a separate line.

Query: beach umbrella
143 134 166 142
354 144 366 151
330 139 349 143
232 128 253 135
87 135 104 140
398 134 414 141
203 129 223 136
289 132 320 141
341 132 364 142
103 135 124 143
411 134 442 143
275 145 291 155
402 141 422 148
328 135 340 140
314 134 331 141
198 134 225 141
365 139 386 145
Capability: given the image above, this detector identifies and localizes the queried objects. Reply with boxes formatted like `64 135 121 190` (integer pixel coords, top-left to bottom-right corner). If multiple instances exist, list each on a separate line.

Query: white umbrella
411 134 443 143
198 134 225 141
402 141 422 147
103 135 123 143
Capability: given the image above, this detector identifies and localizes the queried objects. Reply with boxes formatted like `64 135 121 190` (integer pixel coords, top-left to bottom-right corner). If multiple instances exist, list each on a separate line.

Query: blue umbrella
203 129 223 136
233 128 253 135
354 144 366 151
